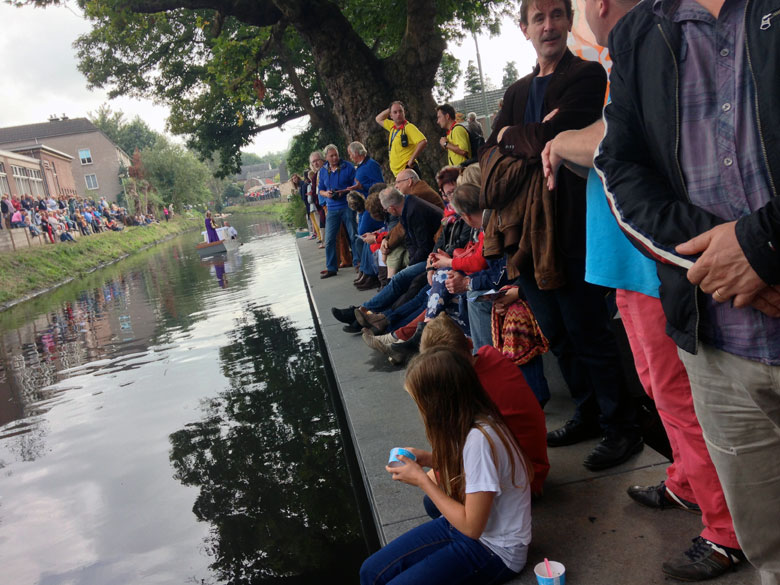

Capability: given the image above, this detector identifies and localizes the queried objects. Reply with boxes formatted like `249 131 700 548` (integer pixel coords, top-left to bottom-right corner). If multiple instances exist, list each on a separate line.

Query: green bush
282 198 308 229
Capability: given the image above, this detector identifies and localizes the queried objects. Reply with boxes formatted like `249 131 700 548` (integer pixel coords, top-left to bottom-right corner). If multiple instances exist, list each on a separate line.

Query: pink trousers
616 289 738 549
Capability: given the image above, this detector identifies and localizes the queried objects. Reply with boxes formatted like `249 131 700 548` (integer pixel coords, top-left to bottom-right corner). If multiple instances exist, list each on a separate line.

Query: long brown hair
404 347 532 503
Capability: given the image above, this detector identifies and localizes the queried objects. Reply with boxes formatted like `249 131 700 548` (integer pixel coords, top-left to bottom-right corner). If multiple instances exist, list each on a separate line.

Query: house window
11 165 31 196
85 174 99 190
0 163 10 197
78 148 93 165
29 169 45 197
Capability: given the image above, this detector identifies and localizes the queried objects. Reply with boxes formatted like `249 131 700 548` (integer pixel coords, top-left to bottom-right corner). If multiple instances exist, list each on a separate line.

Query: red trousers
617 289 738 548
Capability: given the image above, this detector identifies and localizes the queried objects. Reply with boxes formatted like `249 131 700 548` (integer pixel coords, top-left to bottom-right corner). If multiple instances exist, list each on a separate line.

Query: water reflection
170 304 365 583
0 217 368 584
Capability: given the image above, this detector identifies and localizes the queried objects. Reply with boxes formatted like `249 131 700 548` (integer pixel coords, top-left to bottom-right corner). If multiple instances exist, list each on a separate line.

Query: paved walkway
296 238 756 584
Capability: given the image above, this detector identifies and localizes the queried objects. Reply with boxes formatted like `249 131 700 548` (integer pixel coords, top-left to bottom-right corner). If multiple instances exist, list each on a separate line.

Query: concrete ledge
296 238 755 584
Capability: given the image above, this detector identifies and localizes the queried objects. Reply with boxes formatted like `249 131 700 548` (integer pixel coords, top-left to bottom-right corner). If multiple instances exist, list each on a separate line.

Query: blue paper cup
533 561 565 585
388 447 417 468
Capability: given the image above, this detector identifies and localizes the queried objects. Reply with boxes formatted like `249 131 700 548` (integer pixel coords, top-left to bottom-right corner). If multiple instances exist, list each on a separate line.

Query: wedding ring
714 289 725 302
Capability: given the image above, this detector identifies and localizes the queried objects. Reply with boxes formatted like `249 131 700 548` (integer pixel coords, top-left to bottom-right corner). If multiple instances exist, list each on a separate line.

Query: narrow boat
196 227 240 258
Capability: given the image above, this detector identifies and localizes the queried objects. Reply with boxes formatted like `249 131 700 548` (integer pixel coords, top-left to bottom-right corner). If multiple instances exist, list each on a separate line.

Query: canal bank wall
296 238 756 584
0 217 201 311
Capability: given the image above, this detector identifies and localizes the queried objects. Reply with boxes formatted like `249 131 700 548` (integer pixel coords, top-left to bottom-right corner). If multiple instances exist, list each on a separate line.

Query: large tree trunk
274 0 446 181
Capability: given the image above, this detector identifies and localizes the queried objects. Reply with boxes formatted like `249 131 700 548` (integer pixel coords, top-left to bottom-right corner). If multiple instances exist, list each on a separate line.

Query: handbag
491 298 549 365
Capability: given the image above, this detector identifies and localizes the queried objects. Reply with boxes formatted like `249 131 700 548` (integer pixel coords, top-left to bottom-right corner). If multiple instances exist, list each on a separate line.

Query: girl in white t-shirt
360 347 533 585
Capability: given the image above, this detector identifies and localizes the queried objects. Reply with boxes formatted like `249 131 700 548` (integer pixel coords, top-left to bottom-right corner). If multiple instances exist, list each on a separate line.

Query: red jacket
451 231 487 274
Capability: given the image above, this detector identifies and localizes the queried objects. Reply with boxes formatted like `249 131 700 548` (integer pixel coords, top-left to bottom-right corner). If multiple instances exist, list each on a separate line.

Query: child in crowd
360 347 532 585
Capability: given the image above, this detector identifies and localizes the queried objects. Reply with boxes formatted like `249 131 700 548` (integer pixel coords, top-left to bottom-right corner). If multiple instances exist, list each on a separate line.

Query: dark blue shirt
319 160 356 210
354 157 384 196
357 211 385 235
523 74 553 125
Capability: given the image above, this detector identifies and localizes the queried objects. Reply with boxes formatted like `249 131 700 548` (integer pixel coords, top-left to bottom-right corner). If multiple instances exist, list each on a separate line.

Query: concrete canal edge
294 238 758 584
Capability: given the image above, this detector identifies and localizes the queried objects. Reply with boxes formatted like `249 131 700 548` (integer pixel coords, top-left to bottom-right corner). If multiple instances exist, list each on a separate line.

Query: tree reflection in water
169 305 367 584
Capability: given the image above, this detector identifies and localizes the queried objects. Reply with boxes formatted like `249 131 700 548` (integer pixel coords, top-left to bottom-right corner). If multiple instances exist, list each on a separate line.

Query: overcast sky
0 2 538 156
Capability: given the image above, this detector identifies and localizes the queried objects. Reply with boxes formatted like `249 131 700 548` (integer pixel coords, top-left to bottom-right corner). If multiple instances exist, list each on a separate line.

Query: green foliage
222 182 244 201
502 60 520 88
464 59 483 94
140 137 213 209
90 104 158 154
286 123 346 178
282 197 307 228
241 150 286 169
240 152 263 166
433 51 462 104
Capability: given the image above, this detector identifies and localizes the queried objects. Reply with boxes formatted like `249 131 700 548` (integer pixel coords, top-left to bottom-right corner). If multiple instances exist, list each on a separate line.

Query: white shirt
463 424 531 572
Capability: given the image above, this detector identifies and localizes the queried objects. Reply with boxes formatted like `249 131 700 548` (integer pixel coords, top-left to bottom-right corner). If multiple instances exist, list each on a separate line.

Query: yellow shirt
446 123 471 166
383 118 427 177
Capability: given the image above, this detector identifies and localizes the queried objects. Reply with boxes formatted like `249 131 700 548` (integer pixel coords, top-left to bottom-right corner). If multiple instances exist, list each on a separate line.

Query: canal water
0 216 371 584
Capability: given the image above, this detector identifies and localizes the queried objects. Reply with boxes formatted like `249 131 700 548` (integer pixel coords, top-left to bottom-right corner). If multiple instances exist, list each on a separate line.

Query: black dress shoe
546 419 601 447
320 271 337 279
342 320 362 333
627 481 701 513
332 306 358 324
583 435 643 471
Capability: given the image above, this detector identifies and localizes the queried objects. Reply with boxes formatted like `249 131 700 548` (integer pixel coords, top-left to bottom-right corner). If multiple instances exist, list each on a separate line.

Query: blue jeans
325 207 357 272
516 257 637 436
360 517 519 585
363 262 426 312
466 291 494 352
356 237 378 276
384 285 430 329
520 355 551 405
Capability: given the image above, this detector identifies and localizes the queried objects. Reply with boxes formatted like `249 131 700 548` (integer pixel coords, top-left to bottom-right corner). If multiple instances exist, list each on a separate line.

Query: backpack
458 122 485 166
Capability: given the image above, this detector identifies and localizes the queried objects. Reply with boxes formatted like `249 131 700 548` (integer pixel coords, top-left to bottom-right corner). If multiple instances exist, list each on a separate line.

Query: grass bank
0 216 201 309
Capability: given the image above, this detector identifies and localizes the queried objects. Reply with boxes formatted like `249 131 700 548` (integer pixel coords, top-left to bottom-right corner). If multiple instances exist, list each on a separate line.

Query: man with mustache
485 0 641 471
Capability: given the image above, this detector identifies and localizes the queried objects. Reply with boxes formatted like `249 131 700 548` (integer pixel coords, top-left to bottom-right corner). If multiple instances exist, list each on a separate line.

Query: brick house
0 150 47 201
9 145 77 199
0 117 131 203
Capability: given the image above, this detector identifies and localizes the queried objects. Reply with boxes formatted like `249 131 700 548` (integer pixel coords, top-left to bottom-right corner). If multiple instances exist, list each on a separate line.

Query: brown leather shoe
354 307 388 334
353 271 365 284
356 276 380 290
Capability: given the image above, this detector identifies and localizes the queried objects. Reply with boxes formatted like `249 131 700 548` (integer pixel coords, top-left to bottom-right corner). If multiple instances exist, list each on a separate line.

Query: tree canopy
502 60 520 88
14 0 518 179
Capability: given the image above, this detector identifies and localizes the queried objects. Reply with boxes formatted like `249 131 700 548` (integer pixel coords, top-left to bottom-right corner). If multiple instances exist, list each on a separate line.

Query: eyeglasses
394 177 412 186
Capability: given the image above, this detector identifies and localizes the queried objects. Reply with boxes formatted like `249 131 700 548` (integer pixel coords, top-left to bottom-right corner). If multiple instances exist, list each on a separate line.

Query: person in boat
224 221 238 240
205 211 220 243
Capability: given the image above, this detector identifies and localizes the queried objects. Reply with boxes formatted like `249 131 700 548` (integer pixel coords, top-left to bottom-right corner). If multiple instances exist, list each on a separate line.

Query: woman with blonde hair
360 347 532 585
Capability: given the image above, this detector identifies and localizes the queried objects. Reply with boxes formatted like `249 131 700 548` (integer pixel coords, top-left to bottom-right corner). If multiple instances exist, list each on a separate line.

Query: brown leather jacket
481 147 562 289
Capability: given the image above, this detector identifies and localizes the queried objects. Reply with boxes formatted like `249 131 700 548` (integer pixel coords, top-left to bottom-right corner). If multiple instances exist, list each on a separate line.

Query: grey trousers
679 343 780 585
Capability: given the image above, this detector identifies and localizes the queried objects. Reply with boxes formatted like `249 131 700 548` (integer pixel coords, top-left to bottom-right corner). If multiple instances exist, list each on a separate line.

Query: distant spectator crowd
0 193 172 244
245 186 281 202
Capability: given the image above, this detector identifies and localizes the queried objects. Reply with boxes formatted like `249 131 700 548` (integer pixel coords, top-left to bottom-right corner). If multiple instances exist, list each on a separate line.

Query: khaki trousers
679 343 780 585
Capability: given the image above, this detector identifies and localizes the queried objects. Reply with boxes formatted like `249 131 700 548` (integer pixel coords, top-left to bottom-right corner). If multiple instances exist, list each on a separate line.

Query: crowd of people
296 0 780 583
0 193 170 244
245 186 281 202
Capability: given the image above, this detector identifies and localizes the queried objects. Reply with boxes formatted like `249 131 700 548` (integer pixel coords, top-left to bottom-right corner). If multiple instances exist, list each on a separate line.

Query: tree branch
270 28 321 126
255 110 308 132
125 0 283 27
